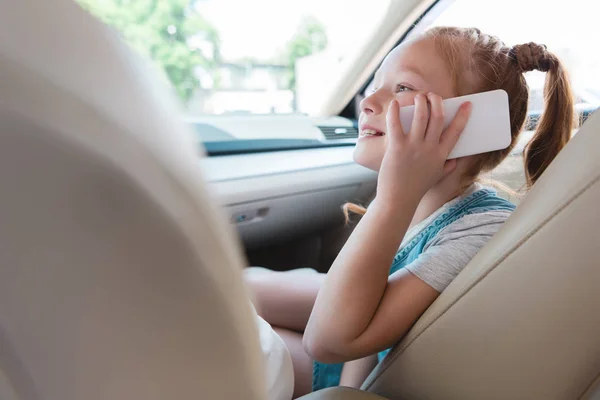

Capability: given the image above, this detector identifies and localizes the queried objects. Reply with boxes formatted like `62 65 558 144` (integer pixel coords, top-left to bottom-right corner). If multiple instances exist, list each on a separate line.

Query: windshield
77 0 391 117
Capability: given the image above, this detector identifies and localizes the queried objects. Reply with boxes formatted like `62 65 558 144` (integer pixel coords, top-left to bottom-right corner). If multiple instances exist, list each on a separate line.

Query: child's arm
303 195 440 363
339 355 378 388
303 95 471 363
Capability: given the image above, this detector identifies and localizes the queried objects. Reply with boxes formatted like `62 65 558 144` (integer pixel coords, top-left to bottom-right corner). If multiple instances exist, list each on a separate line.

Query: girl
246 26 575 398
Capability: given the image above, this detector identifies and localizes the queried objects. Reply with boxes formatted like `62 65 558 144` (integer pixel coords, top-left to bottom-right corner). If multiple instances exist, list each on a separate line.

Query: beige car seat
1 1 599 400
0 1 267 399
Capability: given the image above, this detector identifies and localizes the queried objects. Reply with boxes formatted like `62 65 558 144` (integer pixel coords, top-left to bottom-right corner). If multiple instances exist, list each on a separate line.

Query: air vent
318 126 359 140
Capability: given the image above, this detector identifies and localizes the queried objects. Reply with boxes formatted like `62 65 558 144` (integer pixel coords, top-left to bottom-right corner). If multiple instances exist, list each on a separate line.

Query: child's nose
360 93 384 115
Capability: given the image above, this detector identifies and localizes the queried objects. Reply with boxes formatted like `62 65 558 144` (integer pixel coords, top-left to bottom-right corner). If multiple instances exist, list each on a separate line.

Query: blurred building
188 61 294 115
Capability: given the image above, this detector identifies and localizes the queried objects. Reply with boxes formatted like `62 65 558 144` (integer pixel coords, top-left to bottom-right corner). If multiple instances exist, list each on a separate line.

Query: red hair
343 27 576 223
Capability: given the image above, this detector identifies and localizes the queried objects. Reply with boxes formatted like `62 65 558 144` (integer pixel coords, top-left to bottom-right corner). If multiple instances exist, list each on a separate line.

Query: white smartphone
399 89 512 159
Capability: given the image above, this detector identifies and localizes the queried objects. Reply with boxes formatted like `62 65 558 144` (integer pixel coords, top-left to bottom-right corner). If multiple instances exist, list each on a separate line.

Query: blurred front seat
0 1 268 399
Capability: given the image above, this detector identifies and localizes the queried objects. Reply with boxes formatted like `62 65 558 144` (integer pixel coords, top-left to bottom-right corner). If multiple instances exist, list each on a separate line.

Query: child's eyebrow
373 64 426 87
398 64 426 78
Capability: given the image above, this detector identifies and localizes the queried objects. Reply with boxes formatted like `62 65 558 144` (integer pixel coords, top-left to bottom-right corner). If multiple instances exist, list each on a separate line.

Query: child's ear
440 156 473 183
442 159 458 176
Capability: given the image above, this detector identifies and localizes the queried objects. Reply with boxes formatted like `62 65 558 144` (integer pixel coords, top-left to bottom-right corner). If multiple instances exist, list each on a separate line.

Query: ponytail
342 202 366 224
510 43 577 187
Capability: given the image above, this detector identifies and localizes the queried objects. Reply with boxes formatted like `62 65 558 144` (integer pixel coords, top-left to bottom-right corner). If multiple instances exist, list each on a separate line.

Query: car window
77 0 390 118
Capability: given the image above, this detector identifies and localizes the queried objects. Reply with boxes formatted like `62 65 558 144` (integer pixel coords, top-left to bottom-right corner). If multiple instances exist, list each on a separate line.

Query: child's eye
396 84 413 93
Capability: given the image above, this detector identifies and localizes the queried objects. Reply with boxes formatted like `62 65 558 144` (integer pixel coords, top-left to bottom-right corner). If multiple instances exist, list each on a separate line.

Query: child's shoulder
430 209 512 247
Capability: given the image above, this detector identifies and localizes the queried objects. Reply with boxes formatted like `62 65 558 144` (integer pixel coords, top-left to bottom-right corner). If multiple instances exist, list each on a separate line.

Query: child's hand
375 93 472 207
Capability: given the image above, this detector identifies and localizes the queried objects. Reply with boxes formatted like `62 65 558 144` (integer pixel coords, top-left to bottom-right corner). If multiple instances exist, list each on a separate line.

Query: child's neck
409 179 470 229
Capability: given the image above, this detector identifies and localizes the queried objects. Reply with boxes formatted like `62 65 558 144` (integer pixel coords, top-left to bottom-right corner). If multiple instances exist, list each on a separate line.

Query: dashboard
197 116 377 248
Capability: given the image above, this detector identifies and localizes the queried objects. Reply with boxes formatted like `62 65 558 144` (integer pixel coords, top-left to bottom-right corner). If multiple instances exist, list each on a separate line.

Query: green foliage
77 0 220 103
284 16 328 90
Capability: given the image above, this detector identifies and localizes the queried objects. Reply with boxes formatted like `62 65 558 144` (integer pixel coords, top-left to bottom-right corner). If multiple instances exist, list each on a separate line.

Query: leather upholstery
0 1 266 399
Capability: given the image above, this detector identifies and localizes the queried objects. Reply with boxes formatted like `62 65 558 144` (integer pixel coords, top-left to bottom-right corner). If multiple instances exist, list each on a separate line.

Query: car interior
1 0 599 399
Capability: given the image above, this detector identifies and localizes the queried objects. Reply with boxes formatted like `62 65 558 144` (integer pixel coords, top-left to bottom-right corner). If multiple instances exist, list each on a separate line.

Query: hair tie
509 42 552 72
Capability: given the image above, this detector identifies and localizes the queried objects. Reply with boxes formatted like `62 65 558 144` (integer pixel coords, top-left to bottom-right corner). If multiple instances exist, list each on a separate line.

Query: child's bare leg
245 267 325 333
339 355 378 389
245 268 325 397
275 327 313 398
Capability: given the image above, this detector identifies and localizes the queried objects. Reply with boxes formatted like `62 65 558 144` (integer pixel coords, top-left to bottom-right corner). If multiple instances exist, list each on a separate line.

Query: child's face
354 37 456 171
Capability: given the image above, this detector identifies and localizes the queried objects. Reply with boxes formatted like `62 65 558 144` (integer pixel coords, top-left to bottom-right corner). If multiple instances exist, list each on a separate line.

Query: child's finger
386 100 405 148
441 101 472 154
425 93 445 142
411 93 429 141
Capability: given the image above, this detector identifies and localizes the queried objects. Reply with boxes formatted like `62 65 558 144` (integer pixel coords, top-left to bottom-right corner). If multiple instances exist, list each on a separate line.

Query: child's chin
352 149 381 171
